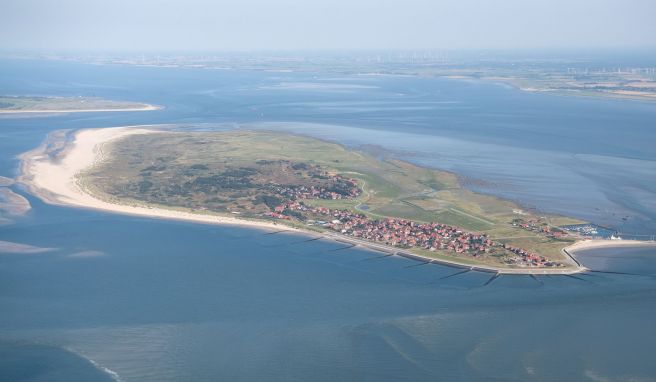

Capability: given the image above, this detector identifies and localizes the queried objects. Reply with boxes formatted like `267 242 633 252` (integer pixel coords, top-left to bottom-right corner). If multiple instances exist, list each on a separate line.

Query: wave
64 347 123 382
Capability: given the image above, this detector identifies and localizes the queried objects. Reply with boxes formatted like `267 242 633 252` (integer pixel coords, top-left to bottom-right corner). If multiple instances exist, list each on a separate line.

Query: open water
0 59 655 381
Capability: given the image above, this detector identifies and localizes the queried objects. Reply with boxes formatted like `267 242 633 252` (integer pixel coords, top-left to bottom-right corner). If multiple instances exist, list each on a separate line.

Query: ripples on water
1 207 655 381
1 59 655 381
1 59 655 234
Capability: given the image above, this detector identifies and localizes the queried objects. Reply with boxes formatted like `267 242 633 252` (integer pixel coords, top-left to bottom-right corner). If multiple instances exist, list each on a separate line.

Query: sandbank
0 104 161 114
565 239 656 253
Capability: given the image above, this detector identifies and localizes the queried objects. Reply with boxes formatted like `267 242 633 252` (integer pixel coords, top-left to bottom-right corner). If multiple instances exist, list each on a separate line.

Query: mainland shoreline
19 126 654 275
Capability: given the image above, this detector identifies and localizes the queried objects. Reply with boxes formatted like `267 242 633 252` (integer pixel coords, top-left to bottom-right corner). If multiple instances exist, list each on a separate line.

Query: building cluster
264 199 562 268
512 218 566 238
268 175 361 201
560 224 603 238
501 243 559 267
265 198 334 219
331 211 494 255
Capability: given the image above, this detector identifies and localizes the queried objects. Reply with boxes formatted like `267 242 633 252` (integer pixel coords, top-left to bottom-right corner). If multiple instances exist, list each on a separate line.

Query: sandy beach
0 104 162 114
565 239 656 253
20 126 655 274
19 126 294 233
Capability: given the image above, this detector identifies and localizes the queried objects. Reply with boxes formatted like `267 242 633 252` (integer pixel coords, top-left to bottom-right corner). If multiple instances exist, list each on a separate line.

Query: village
263 177 564 268
512 218 567 239
266 173 362 201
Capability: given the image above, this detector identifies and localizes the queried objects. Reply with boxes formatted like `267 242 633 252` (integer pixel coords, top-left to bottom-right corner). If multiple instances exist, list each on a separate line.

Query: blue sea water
1 59 655 381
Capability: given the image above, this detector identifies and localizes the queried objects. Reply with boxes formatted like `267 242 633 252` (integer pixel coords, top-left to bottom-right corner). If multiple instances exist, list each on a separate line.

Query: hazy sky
2 0 655 51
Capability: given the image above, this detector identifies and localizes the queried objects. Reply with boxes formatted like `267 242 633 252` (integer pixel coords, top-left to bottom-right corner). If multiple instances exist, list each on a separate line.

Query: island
0 96 160 114
20 126 603 274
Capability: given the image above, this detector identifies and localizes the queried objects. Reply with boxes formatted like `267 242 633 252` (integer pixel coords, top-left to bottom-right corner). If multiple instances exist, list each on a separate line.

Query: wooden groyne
320 231 588 275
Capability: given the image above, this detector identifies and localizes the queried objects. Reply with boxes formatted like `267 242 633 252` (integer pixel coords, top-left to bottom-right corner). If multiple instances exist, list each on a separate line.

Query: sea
0 58 655 381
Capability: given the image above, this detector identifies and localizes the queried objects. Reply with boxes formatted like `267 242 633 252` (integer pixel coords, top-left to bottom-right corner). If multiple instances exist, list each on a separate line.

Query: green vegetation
0 96 152 112
443 72 656 102
80 130 585 265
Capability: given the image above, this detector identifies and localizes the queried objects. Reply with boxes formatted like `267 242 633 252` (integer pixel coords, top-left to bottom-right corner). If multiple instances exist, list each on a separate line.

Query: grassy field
407 67 656 102
0 96 151 111
81 130 584 264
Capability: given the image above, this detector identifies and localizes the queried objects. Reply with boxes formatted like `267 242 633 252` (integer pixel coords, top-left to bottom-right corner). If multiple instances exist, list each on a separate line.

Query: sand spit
0 240 55 254
565 239 656 253
0 176 14 187
0 188 31 216
0 104 162 114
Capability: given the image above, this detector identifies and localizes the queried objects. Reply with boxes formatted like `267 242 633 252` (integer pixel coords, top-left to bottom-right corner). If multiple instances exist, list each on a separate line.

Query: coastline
562 240 656 270
18 126 292 233
442 75 656 103
20 125 653 275
0 104 162 114
565 239 656 253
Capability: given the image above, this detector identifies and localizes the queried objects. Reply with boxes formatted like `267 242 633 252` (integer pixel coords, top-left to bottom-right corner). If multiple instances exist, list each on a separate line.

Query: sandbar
565 239 656 253
0 104 161 114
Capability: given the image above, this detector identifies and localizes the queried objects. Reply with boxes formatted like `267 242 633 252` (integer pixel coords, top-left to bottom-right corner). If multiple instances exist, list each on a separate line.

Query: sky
1 0 655 52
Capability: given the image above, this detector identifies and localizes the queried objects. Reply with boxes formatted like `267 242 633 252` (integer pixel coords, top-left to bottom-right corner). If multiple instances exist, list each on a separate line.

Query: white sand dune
20 126 653 274
19 126 294 233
